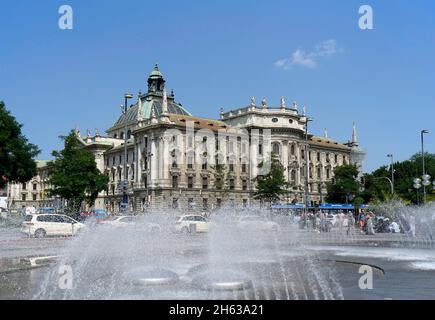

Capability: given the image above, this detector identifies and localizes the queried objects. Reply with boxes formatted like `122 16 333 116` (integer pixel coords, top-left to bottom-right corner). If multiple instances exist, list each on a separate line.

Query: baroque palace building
7 65 364 212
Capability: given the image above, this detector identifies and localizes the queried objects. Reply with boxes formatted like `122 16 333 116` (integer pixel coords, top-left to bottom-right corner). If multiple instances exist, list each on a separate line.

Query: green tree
254 156 288 205
0 101 40 188
325 164 362 204
48 131 109 214
209 163 230 200
363 153 435 204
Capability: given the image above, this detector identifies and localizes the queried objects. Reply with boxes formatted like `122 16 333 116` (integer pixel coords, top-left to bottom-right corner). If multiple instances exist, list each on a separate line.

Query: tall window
187 156 194 169
229 179 235 190
242 180 248 190
202 177 208 189
290 144 295 156
241 163 247 173
22 183 26 190
172 176 178 188
188 177 193 189
272 143 280 155
291 170 296 182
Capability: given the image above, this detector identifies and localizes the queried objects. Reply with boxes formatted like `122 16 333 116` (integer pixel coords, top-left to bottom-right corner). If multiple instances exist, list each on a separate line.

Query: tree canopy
0 101 40 188
254 155 288 205
325 164 362 205
362 153 435 204
48 131 109 214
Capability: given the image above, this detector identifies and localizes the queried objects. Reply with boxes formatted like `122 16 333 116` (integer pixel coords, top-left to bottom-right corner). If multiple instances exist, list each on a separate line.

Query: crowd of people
293 209 404 236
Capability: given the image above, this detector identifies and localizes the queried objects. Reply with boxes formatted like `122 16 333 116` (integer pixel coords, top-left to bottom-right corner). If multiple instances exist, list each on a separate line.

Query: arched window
120 132 124 139
114 134 118 139
272 143 280 155
290 144 295 156
127 130 132 139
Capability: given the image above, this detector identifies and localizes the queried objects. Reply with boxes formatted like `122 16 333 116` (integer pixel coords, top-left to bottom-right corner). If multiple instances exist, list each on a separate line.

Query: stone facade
7 65 364 212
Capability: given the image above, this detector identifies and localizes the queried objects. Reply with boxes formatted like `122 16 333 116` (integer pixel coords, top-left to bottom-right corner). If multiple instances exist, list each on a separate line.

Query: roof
109 97 191 131
309 136 350 151
35 160 51 168
168 114 229 132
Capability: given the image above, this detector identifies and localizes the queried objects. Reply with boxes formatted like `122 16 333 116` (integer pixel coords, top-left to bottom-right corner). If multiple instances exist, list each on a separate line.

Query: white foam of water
409 262 435 271
307 246 435 262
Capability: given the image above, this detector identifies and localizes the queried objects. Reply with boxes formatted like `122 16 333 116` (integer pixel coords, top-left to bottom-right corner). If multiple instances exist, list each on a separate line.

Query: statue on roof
261 97 267 109
280 97 286 109
293 100 298 110
250 96 256 107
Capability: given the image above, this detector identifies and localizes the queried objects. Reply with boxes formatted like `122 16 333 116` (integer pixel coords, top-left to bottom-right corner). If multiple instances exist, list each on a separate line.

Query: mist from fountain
33 206 345 300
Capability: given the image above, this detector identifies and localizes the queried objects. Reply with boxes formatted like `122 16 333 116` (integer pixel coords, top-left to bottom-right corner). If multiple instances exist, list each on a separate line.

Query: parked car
21 214 85 238
236 215 280 232
78 209 110 223
99 215 161 232
175 215 209 233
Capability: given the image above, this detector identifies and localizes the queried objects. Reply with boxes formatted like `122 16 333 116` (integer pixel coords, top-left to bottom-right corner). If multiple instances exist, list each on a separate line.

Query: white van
21 214 85 238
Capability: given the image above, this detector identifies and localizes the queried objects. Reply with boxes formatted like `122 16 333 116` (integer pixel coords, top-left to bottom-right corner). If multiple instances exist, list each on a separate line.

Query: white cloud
275 39 340 70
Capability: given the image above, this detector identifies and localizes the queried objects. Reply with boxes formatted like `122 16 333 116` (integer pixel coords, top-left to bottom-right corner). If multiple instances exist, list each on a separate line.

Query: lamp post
303 117 313 227
122 93 133 212
421 130 429 203
387 154 394 194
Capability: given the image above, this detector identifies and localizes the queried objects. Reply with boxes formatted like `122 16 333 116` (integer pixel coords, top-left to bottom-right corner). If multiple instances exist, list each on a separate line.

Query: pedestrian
366 212 375 235
409 215 416 237
338 210 345 233
347 213 355 235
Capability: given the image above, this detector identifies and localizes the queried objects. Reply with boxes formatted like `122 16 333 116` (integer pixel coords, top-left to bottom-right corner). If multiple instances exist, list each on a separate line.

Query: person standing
347 213 356 235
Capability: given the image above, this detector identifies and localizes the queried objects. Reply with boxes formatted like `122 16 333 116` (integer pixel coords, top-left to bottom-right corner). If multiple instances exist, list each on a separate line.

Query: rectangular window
203 198 208 210
241 163 247 173
33 183 37 191
22 183 26 190
202 177 208 189
22 194 27 201
258 144 263 155
32 194 37 201
172 176 178 188
229 179 235 190
215 178 222 190
242 180 248 190
188 177 193 189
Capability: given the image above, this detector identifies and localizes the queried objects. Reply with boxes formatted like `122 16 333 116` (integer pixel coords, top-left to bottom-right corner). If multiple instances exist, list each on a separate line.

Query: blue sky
0 0 434 173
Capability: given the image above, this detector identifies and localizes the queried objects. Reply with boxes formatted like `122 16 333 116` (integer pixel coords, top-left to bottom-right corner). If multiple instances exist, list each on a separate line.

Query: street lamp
303 116 313 226
387 154 394 194
122 93 133 212
421 129 429 203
